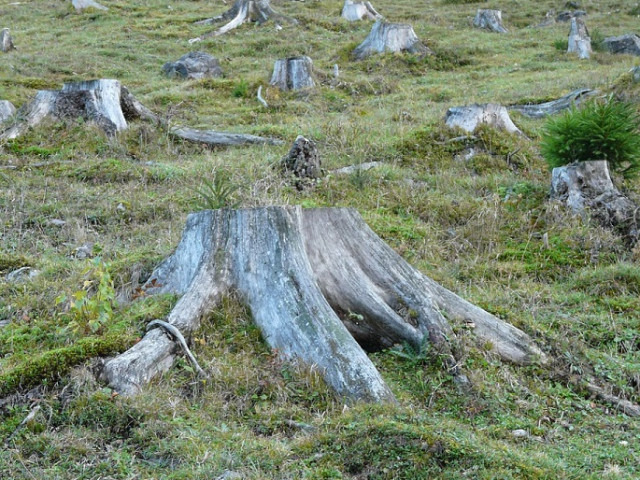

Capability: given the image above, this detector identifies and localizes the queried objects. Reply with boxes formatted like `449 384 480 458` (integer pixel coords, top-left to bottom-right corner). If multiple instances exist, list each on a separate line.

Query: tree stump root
101 207 545 402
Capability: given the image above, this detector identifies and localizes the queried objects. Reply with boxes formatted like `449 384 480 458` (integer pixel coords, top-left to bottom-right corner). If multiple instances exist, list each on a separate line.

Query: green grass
2 0 640 478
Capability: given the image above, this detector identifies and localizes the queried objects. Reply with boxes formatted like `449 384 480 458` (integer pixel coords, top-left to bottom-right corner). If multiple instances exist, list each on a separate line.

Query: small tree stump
603 34 640 57
0 100 15 124
281 135 322 188
353 20 432 60
101 207 545 399
567 17 591 59
190 0 296 42
162 52 223 80
473 9 507 33
551 161 639 245
72 0 108 11
445 104 522 135
1 28 15 52
341 0 382 22
508 89 596 118
270 56 315 91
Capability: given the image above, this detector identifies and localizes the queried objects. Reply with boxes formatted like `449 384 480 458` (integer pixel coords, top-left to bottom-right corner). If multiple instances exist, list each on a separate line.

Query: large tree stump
341 0 382 22
551 161 639 245
189 0 296 43
473 9 507 33
445 104 522 135
567 17 591 59
101 207 545 400
603 34 640 57
0 100 15 124
508 89 596 118
270 56 315 91
162 52 223 80
1 28 15 52
353 20 432 60
72 0 108 11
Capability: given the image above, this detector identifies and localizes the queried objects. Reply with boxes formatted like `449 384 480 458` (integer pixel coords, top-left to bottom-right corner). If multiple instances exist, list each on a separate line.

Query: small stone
74 243 94 259
512 429 530 438
162 52 223 80
215 471 242 480
5 267 40 283
619 440 629 446
46 219 66 227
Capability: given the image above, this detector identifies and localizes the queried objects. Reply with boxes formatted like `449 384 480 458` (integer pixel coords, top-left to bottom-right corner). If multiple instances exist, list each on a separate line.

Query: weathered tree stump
551 161 639 245
170 126 283 147
341 0 382 22
270 56 315 91
72 0 108 11
162 52 223 80
556 10 586 22
473 9 507 33
0 100 15 124
100 207 545 400
353 20 432 60
189 0 296 43
281 135 322 188
445 104 522 135
603 34 640 57
508 89 596 118
567 17 591 59
1 28 15 52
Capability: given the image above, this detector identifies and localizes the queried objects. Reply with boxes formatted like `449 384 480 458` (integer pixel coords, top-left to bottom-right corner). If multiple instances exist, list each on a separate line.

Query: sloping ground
1 0 640 478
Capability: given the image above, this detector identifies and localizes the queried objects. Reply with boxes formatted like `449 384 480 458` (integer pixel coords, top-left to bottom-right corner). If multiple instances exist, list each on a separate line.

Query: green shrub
540 97 640 178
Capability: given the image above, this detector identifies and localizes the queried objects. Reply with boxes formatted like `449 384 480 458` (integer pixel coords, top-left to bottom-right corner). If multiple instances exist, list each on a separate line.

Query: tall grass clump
540 97 640 178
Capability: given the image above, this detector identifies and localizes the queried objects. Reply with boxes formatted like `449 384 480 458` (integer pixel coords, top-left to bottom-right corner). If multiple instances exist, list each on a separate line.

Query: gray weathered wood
473 9 507 33
0 100 16 124
102 207 545 401
341 0 382 21
567 17 591 59
270 56 315 91
508 89 596 118
72 0 108 11
189 0 295 43
163 52 223 80
445 104 522 135
281 135 322 188
1 28 15 52
170 126 283 147
551 161 639 245
353 20 432 60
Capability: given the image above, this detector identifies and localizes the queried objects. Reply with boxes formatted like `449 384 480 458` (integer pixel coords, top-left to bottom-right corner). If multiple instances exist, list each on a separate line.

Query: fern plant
540 97 640 178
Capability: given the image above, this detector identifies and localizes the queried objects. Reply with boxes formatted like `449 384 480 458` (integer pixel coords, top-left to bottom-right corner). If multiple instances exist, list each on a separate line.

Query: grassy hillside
2 0 640 478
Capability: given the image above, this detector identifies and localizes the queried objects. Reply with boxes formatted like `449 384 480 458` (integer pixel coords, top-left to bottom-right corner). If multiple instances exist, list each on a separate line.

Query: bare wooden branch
508 89 597 118
256 85 268 108
586 382 640 417
146 320 208 378
170 126 283 147
102 207 545 401
473 9 507 33
341 0 382 22
353 20 432 60
567 17 591 59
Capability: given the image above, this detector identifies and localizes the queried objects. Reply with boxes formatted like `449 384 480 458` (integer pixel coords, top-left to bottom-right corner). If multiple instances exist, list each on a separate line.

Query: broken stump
1 28 15 52
162 52 223 79
353 20 432 60
551 161 639 245
473 9 507 33
0 100 15 124
603 34 640 57
270 56 315 91
445 104 522 135
100 207 545 400
281 135 322 188
567 17 591 59
341 0 382 22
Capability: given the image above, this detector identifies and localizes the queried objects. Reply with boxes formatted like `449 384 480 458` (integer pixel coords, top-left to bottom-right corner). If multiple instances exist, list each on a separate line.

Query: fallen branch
147 320 208 378
5 405 40 444
257 85 268 108
586 382 640 417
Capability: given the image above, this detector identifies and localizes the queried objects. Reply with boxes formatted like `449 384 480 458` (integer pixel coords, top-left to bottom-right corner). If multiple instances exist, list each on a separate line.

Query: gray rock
5 267 40 283
162 52 223 80
603 34 640 56
215 471 242 480
72 0 108 11
632 66 640 83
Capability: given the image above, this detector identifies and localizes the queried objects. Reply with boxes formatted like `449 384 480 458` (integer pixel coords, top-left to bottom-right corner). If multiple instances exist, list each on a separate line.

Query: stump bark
353 20 432 60
189 0 296 42
603 34 640 57
162 52 223 80
508 89 596 118
551 161 639 245
473 9 507 33
101 207 545 401
341 0 382 22
281 135 322 188
270 56 315 91
1 28 15 52
567 17 591 59
72 0 108 11
445 104 522 135
0 100 15 124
